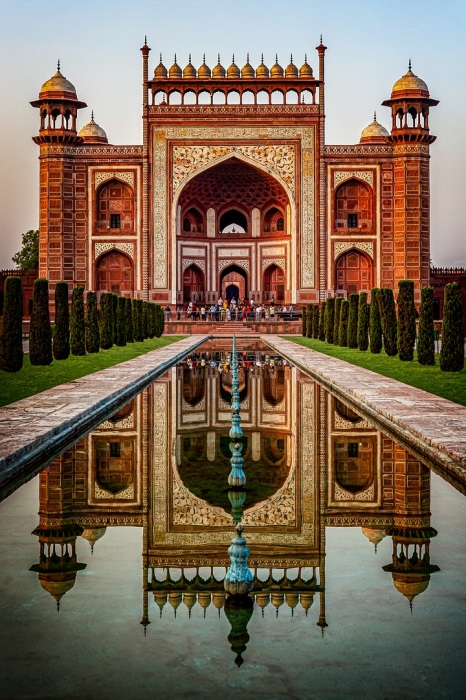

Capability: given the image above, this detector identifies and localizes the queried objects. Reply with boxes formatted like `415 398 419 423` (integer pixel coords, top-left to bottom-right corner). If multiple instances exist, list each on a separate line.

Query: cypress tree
125 297 134 342
111 293 118 344
70 286 86 356
440 282 464 372
334 297 343 345
347 293 359 349
85 291 100 353
53 281 70 360
325 297 335 344
115 296 126 346
339 299 349 346
397 280 416 361
312 304 319 340
369 287 383 354
318 301 326 341
306 305 312 338
155 304 165 337
143 301 150 339
149 303 157 338
29 278 53 365
417 286 435 366
302 306 307 336
135 299 144 341
357 291 369 351
378 288 398 356
132 299 139 342
99 292 113 349
0 276 23 372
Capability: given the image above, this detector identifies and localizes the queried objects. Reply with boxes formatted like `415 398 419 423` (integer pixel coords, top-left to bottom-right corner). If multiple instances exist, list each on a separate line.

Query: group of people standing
166 297 294 322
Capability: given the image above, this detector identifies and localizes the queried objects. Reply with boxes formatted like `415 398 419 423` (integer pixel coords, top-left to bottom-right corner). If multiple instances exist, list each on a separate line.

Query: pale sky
0 0 465 269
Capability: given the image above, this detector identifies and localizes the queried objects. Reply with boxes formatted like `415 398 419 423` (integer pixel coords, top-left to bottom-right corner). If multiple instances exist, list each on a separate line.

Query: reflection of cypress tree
99 292 113 349
379 288 398 356
70 286 86 356
397 280 416 361
357 292 369 351
85 291 100 353
125 297 134 343
348 293 359 349
318 301 326 341
30 278 52 365
53 281 70 360
312 304 319 339
417 286 435 365
440 282 464 372
369 287 382 354
325 297 335 344
339 299 349 346
334 297 343 345
116 296 126 346
0 276 23 372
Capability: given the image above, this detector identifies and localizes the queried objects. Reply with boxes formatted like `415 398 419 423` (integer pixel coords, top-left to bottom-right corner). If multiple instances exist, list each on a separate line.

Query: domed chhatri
212 54 226 79
154 53 168 79
168 54 182 79
299 54 313 78
183 54 197 79
285 55 299 78
227 54 240 79
270 54 284 78
256 54 269 78
360 112 390 143
198 54 211 78
40 61 77 97
392 60 429 95
78 112 108 144
241 54 255 79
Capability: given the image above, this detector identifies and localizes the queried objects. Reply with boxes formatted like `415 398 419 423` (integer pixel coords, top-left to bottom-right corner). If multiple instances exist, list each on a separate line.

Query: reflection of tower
81 526 107 554
224 594 254 668
30 523 86 610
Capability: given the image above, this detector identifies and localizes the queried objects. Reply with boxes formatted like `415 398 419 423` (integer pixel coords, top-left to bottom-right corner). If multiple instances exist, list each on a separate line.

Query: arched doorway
183 264 205 302
335 250 373 295
220 264 248 302
95 250 133 295
263 263 285 302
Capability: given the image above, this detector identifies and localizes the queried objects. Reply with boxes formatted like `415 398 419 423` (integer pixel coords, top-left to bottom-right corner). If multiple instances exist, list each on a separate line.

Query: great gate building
31 41 438 306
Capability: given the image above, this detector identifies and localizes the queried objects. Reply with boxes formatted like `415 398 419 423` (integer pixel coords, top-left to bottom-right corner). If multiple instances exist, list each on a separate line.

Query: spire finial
232 53 235 63
160 52 162 62
320 34 323 44
290 53 293 63
305 53 307 62
57 59 60 72
189 53 192 63
275 53 278 62
373 110 377 121
408 58 412 71
203 53 206 63
261 53 264 62
218 53 221 64
247 52 250 62
144 35 147 46
91 110 94 121
174 53 177 63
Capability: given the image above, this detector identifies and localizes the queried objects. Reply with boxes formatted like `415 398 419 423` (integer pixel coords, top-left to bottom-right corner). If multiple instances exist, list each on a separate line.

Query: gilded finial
91 110 94 121
275 53 278 62
57 59 60 72
189 53 192 62
218 53 221 64
408 58 412 71
174 53 177 63
247 52 250 62
305 53 307 62
160 52 162 62
374 110 376 121
290 53 294 63
203 53 206 62
232 53 235 62
261 53 264 62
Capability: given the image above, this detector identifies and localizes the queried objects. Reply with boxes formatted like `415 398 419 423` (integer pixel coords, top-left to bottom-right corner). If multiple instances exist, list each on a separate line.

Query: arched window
97 179 134 231
263 206 285 233
219 209 248 233
181 206 204 234
334 178 373 233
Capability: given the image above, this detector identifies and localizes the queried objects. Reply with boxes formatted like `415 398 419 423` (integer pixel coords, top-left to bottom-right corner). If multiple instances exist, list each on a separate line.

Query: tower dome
360 113 390 143
241 54 255 79
392 61 429 96
183 55 197 78
168 55 182 79
78 112 108 143
212 55 226 78
299 55 313 78
270 55 284 78
198 55 211 78
40 62 77 98
227 55 240 79
154 54 168 79
256 55 269 78
285 55 298 78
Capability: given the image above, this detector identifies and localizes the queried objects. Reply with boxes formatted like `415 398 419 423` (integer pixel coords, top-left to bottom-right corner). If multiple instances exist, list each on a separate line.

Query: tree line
301 281 464 372
0 278 165 372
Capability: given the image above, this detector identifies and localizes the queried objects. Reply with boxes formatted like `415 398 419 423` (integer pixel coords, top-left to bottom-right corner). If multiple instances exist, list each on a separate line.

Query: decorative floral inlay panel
98 415 134 430
94 482 135 500
333 170 374 188
262 257 286 272
218 258 250 272
334 241 374 260
334 413 373 430
182 258 205 271
334 482 375 502
94 171 135 189
94 242 134 260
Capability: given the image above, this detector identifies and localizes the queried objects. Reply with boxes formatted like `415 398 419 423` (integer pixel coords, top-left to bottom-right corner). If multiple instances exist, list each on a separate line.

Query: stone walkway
0 335 209 494
263 335 466 487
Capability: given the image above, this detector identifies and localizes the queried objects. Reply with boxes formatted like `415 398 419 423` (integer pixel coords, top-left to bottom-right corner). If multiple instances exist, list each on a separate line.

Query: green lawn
285 336 466 406
0 336 185 407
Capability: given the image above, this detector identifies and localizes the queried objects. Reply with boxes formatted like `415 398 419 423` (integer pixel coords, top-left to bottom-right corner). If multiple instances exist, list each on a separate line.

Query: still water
0 341 465 699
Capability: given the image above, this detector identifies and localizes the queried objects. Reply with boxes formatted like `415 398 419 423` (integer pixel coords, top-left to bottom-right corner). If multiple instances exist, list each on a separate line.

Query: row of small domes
154 54 314 80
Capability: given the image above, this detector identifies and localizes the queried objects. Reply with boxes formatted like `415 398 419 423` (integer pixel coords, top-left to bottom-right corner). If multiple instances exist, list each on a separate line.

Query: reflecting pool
1 341 465 699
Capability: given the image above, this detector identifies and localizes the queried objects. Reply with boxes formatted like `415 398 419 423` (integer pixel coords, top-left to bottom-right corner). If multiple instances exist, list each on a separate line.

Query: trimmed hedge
0 276 23 372
440 282 464 372
339 299 349 347
378 288 398 356
53 281 70 360
85 291 100 353
369 287 383 354
70 286 86 356
417 286 435 366
357 292 369 351
318 301 326 341
125 297 134 343
347 293 359 349
333 297 343 345
397 280 416 361
99 292 114 350
29 278 53 365
325 297 335 344
116 296 127 346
